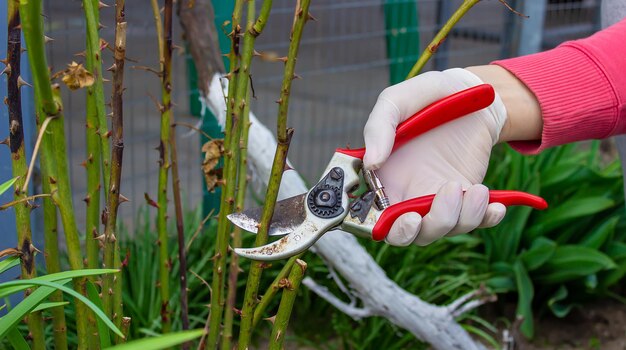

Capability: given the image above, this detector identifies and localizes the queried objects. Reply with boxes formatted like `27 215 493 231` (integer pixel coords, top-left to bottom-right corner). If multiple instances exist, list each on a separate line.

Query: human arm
365 17 626 246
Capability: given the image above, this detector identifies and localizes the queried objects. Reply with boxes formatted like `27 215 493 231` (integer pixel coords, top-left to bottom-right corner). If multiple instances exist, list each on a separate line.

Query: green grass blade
31 301 69 313
0 268 118 298
527 197 615 237
547 285 575 318
87 279 112 348
0 279 124 338
519 237 556 271
0 280 69 341
536 246 616 284
0 177 18 195
461 324 500 350
103 329 205 349
6 327 31 350
0 256 20 274
579 216 619 249
513 259 534 338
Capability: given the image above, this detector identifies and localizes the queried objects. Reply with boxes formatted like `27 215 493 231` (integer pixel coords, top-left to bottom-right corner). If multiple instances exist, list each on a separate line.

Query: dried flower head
61 61 95 90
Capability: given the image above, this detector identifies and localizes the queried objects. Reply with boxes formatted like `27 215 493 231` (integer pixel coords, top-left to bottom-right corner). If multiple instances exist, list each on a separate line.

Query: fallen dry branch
201 73 488 350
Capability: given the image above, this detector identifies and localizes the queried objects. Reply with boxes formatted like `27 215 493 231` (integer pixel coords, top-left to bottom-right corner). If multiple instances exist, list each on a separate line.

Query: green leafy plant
0 268 121 345
0 177 17 195
479 142 626 338
104 330 204 350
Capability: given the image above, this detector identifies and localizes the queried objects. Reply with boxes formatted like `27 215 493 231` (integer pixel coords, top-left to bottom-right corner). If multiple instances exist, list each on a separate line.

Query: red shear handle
371 190 548 241
336 84 496 159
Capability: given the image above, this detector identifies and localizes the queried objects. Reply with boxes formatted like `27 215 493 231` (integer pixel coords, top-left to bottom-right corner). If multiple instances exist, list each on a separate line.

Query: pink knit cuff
492 45 619 154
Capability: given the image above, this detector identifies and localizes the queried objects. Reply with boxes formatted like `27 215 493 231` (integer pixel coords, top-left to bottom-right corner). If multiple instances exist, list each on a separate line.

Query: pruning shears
228 84 548 261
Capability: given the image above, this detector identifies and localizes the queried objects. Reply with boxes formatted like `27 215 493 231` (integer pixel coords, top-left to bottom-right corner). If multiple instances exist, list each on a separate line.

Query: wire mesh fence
44 0 201 230
41 0 601 229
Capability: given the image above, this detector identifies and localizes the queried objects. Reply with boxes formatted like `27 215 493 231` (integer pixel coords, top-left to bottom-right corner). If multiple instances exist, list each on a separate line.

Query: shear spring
363 169 390 210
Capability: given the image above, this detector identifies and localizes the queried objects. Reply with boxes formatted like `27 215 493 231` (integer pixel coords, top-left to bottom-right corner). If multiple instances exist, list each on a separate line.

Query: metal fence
40 0 601 230
44 0 201 230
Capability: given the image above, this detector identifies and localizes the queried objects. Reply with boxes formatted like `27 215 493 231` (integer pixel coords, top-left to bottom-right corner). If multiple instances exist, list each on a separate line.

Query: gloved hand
363 68 508 246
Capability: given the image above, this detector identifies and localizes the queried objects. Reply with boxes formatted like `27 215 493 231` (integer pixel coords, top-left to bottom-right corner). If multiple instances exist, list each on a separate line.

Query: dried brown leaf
61 61 95 90
144 192 160 209
202 139 224 192
0 247 21 259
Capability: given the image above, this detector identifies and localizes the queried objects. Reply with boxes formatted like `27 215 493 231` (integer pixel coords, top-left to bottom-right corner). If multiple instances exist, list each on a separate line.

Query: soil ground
501 300 626 350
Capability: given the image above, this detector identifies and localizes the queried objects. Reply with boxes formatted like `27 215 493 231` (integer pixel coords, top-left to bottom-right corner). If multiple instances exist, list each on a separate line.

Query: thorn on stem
0 64 11 76
119 194 130 203
17 76 32 88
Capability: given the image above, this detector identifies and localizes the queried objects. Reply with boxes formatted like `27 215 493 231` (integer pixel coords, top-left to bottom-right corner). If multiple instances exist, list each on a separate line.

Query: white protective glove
363 68 508 246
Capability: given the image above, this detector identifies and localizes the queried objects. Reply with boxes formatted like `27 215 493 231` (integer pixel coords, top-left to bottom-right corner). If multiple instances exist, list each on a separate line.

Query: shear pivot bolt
315 189 336 207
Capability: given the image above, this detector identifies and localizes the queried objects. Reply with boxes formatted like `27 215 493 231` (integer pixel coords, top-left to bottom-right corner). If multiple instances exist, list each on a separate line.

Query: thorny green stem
113 239 125 343
237 0 311 348
206 0 245 347
165 0 191 343
252 253 303 328
40 169 68 350
221 88 251 350
251 0 273 35
19 0 89 347
82 0 104 272
151 0 172 334
103 0 127 344
83 0 111 201
82 0 105 344
405 0 480 79
5 1 44 347
52 88 92 350
268 259 307 350
150 0 164 62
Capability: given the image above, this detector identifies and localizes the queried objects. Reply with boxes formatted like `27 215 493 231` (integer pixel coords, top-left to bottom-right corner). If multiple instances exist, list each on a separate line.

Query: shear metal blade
234 220 324 261
227 193 307 236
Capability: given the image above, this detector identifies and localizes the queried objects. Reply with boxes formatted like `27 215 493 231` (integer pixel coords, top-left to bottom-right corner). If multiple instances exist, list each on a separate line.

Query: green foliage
32 301 70 313
480 142 626 338
87 280 112 348
0 177 17 196
0 256 20 274
120 207 220 337
291 234 493 349
0 267 120 344
6 328 30 350
104 329 204 350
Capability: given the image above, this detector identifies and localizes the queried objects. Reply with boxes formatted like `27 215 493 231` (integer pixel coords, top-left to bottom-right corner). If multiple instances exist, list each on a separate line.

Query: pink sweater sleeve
492 18 626 154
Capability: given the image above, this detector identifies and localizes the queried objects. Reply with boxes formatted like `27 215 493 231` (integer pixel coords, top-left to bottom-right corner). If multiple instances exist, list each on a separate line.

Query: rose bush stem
221 88 252 350
102 0 127 344
149 0 173 334
19 0 89 346
252 254 303 329
6 1 44 347
268 259 307 350
205 0 245 346
406 0 480 79
237 1 311 348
